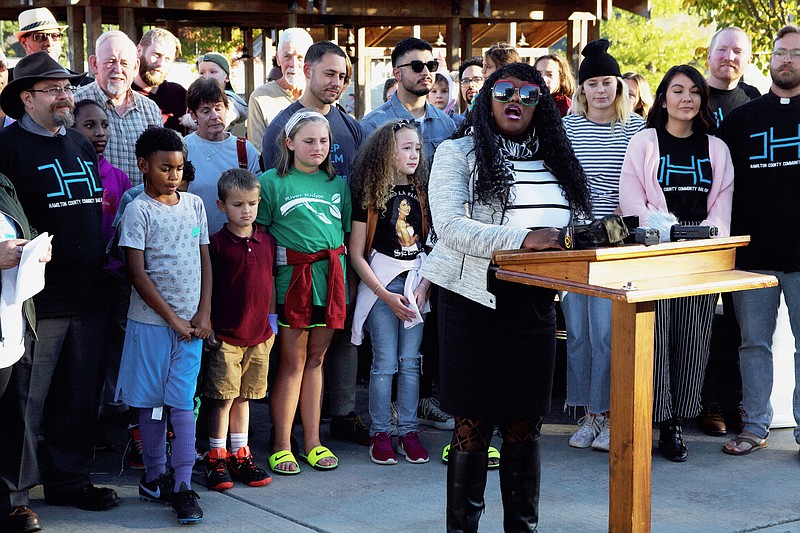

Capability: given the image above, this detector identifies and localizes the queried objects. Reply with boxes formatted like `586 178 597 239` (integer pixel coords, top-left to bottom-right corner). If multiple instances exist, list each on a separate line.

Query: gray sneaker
569 413 601 448
591 416 611 451
417 397 455 430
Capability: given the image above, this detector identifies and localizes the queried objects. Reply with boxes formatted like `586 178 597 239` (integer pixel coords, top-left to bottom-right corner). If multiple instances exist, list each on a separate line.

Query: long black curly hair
455 62 591 218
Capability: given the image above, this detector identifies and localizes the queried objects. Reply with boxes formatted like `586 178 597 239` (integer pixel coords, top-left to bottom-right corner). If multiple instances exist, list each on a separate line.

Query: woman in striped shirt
421 62 589 532
561 39 646 452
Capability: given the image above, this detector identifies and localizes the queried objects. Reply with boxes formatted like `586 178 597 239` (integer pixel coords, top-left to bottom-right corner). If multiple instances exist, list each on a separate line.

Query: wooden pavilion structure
0 0 649 116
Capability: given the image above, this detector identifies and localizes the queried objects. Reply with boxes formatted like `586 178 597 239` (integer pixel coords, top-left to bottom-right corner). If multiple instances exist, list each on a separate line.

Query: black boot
446 448 488 533
499 440 540 533
658 418 688 462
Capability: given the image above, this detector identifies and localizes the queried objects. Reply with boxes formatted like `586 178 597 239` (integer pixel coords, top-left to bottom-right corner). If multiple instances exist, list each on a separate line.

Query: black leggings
450 416 542 451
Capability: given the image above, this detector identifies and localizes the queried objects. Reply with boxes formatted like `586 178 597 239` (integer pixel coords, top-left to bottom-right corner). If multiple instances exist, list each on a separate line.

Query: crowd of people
1 6 800 533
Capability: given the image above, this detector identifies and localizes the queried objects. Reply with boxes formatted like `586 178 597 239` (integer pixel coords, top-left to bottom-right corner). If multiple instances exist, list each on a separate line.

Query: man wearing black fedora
0 51 118 529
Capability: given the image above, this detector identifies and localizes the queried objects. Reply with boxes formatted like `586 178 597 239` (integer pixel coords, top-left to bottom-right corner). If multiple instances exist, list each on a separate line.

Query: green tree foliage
178 27 242 63
601 0 713 88
684 0 800 68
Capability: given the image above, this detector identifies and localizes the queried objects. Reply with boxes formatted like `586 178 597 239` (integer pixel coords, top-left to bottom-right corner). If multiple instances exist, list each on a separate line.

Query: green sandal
269 450 301 475
299 445 338 470
441 444 500 469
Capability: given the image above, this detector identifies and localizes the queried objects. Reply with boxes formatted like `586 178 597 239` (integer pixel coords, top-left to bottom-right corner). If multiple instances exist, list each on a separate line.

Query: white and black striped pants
652 294 718 422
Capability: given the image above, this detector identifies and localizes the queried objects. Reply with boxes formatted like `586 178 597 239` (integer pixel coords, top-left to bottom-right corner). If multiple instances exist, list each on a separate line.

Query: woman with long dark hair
620 64 733 462
421 62 589 532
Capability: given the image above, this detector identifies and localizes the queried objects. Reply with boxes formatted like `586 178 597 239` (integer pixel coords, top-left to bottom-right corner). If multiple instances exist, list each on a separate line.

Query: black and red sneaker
204 448 233 491
229 446 272 487
126 424 144 470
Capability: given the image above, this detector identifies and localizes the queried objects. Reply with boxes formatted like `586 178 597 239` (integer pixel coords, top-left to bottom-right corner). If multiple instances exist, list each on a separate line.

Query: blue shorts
115 319 202 410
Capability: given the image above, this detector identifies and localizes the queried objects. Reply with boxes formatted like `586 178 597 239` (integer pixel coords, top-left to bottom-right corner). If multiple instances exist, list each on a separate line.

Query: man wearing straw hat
0 52 119 528
14 8 67 62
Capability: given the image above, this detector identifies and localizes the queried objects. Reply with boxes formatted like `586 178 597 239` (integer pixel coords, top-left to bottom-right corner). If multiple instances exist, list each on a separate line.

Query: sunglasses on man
491 80 541 107
26 32 63 43
395 60 439 73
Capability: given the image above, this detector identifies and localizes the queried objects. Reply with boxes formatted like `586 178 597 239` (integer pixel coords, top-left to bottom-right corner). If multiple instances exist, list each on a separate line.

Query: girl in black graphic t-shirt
620 65 734 462
349 120 433 466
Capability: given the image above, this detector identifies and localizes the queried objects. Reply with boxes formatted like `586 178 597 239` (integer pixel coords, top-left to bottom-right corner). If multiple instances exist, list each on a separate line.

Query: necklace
199 134 228 161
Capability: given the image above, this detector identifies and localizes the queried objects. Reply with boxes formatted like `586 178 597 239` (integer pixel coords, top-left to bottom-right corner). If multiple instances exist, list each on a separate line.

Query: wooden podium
492 236 777 533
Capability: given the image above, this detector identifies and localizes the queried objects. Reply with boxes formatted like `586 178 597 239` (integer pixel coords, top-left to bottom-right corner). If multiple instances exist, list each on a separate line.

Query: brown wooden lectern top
492 235 774 303
491 235 777 533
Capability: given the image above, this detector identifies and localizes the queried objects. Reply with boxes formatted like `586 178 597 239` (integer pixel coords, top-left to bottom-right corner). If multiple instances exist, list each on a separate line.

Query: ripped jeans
366 274 424 436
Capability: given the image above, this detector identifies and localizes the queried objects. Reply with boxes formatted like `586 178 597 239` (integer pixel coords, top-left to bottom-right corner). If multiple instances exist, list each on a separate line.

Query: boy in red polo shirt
204 168 277 490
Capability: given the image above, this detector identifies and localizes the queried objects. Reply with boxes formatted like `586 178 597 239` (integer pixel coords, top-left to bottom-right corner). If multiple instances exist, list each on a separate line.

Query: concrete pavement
25 400 800 533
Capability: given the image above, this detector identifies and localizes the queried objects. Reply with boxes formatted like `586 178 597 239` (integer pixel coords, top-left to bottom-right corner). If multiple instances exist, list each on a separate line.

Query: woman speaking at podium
420 62 589 532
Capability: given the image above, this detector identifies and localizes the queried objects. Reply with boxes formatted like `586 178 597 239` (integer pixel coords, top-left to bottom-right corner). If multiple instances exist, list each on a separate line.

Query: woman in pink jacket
620 64 733 462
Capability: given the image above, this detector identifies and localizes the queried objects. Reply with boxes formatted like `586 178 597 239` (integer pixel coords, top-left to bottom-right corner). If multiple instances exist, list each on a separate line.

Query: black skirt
438 280 557 421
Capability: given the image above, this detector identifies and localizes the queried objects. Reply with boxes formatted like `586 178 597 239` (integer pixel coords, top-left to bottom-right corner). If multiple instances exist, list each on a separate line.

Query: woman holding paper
0 170 51 533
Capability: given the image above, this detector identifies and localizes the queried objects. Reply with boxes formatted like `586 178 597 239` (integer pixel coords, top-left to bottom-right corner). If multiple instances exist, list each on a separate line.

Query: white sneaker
591 416 610 451
569 413 601 448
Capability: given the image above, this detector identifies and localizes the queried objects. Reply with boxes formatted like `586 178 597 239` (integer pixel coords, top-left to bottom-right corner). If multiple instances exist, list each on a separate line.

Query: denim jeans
733 270 800 443
561 292 612 414
366 274 424 436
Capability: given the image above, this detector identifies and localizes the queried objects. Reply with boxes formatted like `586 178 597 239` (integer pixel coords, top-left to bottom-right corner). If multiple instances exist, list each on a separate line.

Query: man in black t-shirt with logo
717 25 800 455
698 26 761 438
0 52 118 526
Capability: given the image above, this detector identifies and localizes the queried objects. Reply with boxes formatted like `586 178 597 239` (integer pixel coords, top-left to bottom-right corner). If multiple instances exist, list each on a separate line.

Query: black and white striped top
563 114 646 220
504 159 571 229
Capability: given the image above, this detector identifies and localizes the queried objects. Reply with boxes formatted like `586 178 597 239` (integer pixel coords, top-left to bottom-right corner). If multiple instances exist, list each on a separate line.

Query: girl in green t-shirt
257 111 350 475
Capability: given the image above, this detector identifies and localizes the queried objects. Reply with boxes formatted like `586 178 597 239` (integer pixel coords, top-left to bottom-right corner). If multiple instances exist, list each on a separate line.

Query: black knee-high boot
446 449 488 533
499 439 540 533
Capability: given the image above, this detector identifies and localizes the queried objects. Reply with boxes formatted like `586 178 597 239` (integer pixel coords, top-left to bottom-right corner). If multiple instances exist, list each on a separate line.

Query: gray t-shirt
119 191 209 326
184 132 261 234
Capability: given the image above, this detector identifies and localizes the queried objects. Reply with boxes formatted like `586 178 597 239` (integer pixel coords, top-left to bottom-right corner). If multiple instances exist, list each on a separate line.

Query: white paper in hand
15 232 51 304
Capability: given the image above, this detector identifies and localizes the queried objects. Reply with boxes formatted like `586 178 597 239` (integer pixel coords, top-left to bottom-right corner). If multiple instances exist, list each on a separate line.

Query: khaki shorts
204 338 274 400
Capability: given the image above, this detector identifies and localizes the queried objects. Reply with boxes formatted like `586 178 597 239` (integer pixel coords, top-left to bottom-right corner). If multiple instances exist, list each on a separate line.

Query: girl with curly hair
534 53 576 116
349 120 432 465
620 65 732 461
422 62 589 531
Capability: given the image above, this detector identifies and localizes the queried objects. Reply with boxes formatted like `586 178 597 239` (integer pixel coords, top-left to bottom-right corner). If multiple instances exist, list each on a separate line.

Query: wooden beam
119 8 136 42
459 21 474 59
566 12 595 76
67 5 85 72
446 17 460 69
85 5 103 57
609 300 655 532
243 27 254 97
323 25 337 42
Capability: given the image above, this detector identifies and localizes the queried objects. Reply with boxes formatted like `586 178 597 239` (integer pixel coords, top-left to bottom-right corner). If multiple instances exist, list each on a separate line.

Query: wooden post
119 8 136 43
460 21 473 60
446 17 460 70
66 6 85 72
85 6 103 58
609 300 655 533
567 12 595 77
243 28 255 97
